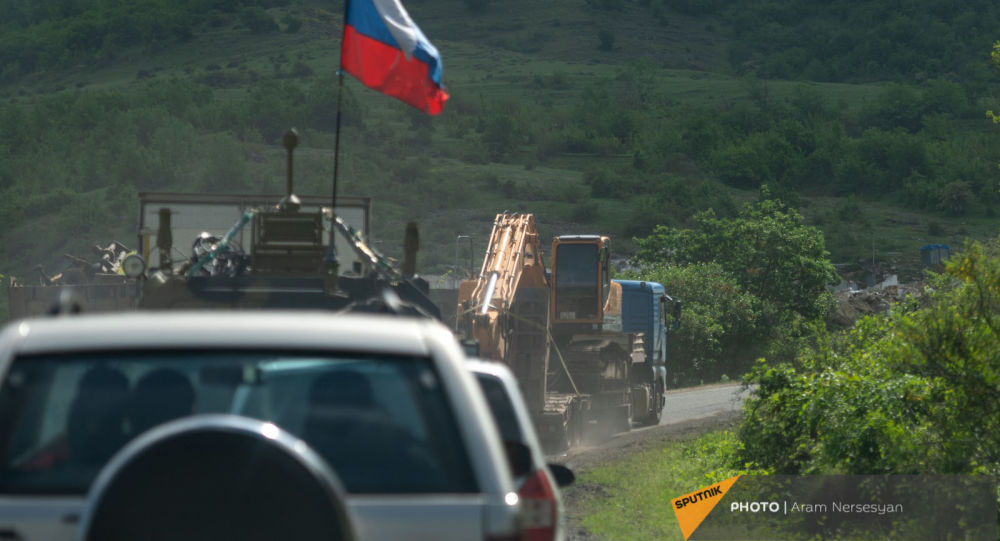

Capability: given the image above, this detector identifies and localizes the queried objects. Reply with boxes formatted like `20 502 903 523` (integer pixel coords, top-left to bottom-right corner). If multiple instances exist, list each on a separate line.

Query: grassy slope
572 429 740 540
0 0 994 322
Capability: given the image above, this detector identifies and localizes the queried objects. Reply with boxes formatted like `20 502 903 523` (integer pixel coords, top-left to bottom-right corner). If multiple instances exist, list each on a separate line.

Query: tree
628 262 759 384
938 179 974 216
633 196 837 321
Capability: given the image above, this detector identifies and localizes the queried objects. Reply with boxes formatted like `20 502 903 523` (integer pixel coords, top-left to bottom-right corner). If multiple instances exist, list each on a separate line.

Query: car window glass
475 374 523 443
0 350 477 496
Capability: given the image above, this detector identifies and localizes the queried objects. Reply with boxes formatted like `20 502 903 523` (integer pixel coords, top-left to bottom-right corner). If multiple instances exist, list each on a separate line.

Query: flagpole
327 0 349 267
331 71 344 223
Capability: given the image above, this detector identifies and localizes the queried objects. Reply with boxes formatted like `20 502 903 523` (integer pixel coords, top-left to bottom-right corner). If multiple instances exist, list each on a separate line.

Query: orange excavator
458 213 678 451
457 213 550 417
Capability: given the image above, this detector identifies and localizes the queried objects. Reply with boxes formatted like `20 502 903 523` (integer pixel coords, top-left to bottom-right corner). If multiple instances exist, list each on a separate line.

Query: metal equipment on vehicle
135 130 439 317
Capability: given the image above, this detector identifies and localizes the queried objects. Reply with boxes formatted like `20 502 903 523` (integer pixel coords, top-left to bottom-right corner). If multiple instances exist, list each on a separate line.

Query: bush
463 0 490 11
239 7 279 34
586 0 625 10
571 200 599 222
739 240 1000 479
289 61 313 78
561 183 581 203
246 79 307 142
937 179 974 216
584 168 617 198
197 133 251 192
835 195 863 223
480 109 520 161
597 29 615 51
282 15 303 33
305 76 363 132
628 262 760 385
709 131 800 189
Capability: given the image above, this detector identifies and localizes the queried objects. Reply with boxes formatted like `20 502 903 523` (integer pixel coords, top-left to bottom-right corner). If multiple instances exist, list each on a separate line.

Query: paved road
549 382 753 461
659 382 751 426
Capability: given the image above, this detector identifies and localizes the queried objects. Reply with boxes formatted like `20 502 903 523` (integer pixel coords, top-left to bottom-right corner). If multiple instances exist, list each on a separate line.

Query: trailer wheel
568 413 583 448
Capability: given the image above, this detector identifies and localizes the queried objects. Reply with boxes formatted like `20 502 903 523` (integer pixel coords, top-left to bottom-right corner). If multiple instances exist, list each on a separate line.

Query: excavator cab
550 235 609 325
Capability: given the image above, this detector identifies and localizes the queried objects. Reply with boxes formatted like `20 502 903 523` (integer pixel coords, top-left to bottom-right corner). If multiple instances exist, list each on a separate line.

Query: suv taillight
519 468 557 541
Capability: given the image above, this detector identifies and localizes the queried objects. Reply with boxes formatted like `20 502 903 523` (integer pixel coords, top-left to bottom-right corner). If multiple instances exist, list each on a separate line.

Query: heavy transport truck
457 213 679 451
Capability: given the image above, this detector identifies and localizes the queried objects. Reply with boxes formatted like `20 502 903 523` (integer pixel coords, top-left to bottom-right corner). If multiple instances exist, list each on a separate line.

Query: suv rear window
474 374 523 443
0 350 477 495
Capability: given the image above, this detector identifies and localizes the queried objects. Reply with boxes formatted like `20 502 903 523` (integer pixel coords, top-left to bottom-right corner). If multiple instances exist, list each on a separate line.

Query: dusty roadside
551 410 743 540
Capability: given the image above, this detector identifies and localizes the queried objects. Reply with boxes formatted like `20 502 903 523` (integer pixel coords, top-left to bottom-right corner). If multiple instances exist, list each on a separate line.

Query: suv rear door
0 314 521 541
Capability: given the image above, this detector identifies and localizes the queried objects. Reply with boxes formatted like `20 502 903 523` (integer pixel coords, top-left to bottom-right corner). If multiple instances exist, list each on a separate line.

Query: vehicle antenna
285 128 297 198
279 129 301 213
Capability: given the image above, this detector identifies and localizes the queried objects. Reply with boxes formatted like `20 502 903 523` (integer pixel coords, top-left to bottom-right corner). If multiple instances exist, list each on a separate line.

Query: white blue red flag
341 0 449 115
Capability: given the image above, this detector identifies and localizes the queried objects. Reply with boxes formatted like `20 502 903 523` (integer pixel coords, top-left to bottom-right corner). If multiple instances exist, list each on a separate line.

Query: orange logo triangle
671 475 740 540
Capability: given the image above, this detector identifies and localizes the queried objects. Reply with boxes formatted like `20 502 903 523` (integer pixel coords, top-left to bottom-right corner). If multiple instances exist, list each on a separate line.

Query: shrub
938 179 974 216
289 61 313 78
571 200 599 222
584 168 617 198
197 133 251 192
835 195 862 223
283 15 303 33
627 262 760 385
597 29 615 51
561 184 581 203
586 0 624 10
463 0 490 12
239 7 279 34
738 239 1000 480
481 110 519 161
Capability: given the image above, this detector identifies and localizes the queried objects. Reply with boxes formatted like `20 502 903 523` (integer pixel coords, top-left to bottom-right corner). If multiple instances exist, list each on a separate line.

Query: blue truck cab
613 279 677 425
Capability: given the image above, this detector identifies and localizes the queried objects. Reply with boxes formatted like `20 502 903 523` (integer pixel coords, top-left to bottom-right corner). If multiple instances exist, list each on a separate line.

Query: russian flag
341 0 449 115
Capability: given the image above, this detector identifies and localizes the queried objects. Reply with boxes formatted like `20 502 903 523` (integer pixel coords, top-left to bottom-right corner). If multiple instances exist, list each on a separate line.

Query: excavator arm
457 213 550 412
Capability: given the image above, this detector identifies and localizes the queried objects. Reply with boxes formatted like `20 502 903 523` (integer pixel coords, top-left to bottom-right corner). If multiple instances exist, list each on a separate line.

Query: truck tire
643 383 663 426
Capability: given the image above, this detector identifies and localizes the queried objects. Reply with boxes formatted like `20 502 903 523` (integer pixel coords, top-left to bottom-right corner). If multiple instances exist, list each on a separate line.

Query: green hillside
2 0 999 319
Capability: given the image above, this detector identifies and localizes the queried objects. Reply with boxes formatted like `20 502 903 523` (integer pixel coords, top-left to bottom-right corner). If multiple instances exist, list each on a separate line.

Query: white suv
468 360 575 541
0 312 522 541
